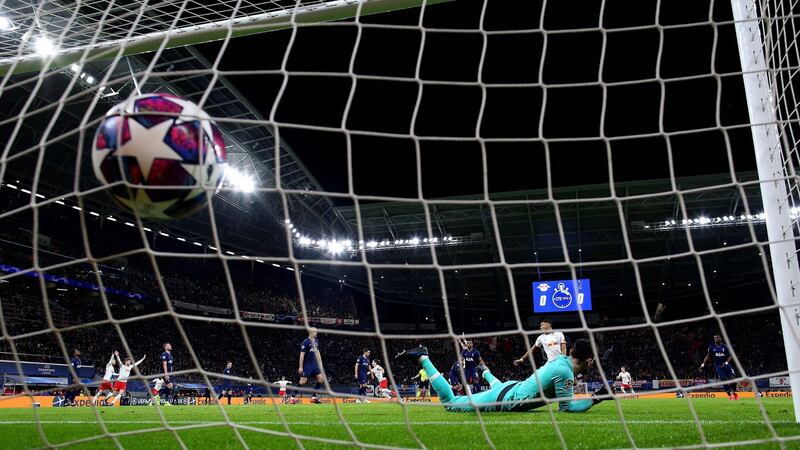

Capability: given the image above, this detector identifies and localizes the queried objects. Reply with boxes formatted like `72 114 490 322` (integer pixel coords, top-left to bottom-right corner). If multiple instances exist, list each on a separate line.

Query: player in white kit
616 366 634 394
370 360 393 399
149 378 165 405
109 354 146 405
514 320 567 366
92 351 119 405
276 376 292 403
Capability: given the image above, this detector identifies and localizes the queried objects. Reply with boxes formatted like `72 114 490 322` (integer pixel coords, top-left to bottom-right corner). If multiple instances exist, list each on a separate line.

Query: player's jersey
102 354 117 381
708 343 731 367
449 361 462 384
371 365 385 382
69 356 81 383
161 351 174 373
461 349 481 371
618 371 632 384
117 357 145 382
300 337 320 369
535 331 566 362
418 369 428 382
356 355 370 376
223 367 233 377
153 378 165 391
277 380 291 390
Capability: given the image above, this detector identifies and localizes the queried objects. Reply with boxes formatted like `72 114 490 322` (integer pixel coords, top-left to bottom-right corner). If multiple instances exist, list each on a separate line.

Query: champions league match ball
92 93 228 220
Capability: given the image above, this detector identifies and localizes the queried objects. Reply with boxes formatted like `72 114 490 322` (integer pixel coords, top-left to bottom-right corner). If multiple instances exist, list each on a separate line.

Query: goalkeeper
395 339 610 412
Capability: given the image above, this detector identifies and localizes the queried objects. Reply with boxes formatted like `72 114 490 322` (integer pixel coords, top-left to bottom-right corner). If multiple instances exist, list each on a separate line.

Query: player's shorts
379 379 388 389
113 381 127 391
302 367 321 379
448 373 460 386
151 388 159 396
465 369 479 384
715 364 736 379
221 382 232 392
99 381 113 391
279 389 287 397
419 380 429 389
621 383 632 390
358 373 369 385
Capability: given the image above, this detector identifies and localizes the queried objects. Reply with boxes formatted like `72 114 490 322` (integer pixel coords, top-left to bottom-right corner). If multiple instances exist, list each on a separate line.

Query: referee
411 367 430 399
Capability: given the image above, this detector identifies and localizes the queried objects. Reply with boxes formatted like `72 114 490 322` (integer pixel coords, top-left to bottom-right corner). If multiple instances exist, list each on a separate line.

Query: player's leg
293 377 307 398
312 373 325 402
727 369 739 400
92 388 102 405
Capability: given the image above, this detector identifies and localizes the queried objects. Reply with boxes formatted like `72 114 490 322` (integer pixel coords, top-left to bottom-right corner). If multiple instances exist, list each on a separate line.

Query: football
91 93 227 220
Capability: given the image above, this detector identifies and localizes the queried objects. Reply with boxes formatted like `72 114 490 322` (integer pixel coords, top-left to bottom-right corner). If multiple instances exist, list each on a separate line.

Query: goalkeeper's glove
591 384 615 405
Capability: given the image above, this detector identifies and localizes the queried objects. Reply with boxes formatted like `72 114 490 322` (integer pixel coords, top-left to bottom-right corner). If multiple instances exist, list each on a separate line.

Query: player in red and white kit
149 378 165 405
276 376 292 403
371 360 394 398
616 366 635 394
109 354 146 405
92 351 119 405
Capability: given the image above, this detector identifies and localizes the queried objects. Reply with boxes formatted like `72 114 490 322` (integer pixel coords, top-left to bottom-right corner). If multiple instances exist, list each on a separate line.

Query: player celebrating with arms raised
109 354 146 405
294 327 324 403
92 351 119 405
354 349 371 402
397 339 610 413
514 320 566 366
700 334 739 400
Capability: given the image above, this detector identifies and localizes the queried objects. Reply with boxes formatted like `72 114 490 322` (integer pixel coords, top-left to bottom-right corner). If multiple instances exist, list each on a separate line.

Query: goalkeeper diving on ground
395 339 612 412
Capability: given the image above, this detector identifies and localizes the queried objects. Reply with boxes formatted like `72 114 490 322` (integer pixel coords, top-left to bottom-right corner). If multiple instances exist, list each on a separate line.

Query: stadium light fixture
0 16 13 31
224 166 256 193
34 36 56 57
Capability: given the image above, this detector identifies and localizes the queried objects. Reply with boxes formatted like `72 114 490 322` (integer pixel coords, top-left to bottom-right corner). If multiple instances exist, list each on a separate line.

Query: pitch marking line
0 420 794 425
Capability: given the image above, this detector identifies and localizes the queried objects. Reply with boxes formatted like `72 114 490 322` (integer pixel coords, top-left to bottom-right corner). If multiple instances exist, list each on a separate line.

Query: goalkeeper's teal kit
422 355 593 412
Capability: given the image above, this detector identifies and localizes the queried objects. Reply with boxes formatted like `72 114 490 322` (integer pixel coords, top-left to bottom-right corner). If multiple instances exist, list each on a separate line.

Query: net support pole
731 0 800 423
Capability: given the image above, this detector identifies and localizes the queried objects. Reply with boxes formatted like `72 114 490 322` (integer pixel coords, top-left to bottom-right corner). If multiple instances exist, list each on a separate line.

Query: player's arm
134 355 146 367
162 358 170 381
553 369 594 413
514 340 539 366
298 351 305 374
108 352 116 366
699 349 712 371
560 339 567 355
354 361 359 379
115 353 123 366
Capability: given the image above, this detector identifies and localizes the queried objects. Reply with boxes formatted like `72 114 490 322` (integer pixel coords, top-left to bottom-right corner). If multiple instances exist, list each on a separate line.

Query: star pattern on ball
113 117 186 182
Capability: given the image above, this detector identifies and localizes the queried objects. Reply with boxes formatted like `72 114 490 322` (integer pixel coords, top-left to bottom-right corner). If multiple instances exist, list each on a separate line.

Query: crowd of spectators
0 274 789 389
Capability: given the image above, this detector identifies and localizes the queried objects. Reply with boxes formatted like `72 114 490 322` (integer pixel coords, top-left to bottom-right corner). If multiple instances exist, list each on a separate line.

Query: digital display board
532 279 592 313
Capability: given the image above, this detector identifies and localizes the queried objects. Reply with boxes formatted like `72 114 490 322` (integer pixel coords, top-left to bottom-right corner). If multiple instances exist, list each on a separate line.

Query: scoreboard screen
532 279 592 313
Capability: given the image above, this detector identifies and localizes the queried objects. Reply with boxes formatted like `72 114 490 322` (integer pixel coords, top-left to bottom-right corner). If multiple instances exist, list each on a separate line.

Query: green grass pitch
0 398 798 449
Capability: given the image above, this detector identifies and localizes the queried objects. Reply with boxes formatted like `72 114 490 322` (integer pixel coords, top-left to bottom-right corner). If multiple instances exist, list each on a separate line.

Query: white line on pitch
0 420 794 425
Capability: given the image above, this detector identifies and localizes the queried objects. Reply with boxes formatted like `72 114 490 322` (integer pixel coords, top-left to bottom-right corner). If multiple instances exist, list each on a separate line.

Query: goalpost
731 0 800 422
0 0 800 448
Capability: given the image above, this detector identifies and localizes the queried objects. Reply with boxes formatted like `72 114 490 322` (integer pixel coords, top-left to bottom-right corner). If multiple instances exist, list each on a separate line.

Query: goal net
0 0 798 448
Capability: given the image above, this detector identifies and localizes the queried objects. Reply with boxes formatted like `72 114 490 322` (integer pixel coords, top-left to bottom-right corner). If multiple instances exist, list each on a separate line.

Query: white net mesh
0 0 799 448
